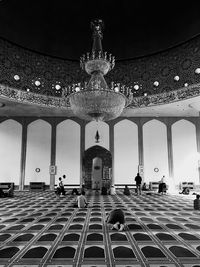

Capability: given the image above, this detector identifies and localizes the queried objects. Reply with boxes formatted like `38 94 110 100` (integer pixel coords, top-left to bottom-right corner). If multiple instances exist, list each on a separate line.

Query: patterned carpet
0 190 200 267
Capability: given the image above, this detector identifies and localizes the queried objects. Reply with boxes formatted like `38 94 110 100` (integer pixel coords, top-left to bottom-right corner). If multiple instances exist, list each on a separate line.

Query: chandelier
66 19 133 121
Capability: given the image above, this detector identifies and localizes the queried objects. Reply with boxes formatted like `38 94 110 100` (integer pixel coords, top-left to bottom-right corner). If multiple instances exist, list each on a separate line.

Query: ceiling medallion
66 19 133 121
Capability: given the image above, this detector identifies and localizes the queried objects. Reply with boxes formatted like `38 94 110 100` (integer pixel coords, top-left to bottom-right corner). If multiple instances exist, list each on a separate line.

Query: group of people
0 184 14 198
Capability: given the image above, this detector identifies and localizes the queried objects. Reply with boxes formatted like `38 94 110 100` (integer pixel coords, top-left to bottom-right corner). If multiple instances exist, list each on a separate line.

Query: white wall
56 120 80 185
0 120 22 185
85 121 109 150
172 119 199 185
143 119 169 184
25 119 51 185
114 119 138 184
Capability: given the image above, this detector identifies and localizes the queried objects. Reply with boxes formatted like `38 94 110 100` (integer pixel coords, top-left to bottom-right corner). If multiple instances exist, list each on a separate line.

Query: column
195 119 200 183
80 122 86 186
19 120 28 190
167 123 174 180
138 120 144 179
109 122 114 185
50 122 57 190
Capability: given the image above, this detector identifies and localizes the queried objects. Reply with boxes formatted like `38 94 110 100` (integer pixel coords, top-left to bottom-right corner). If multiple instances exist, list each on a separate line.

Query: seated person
109 185 116 195
194 194 200 210
106 208 125 231
101 186 107 195
77 191 88 208
3 184 14 197
123 185 130 195
142 182 148 191
0 188 5 198
180 187 190 195
0 185 14 198
71 188 79 195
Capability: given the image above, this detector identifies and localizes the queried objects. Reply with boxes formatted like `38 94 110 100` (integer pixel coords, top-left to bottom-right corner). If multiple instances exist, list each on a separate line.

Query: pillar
166 122 174 180
80 122 86 186
109 122 114 185
19 120 28 190
195 119 200 183
138 120 144 180
50 122 57 190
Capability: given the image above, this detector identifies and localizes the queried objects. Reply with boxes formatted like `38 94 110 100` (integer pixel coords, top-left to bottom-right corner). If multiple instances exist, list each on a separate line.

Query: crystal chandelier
67 19 133 121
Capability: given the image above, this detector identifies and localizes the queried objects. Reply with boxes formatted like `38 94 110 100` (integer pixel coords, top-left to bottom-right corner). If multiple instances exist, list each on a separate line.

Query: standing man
135 173 142 195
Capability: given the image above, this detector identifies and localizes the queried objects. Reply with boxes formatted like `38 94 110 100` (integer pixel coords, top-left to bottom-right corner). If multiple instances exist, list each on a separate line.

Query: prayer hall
0 1 200 266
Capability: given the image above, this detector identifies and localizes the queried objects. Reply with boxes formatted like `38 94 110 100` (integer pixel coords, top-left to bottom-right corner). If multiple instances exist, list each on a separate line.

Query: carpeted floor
0 190 200 267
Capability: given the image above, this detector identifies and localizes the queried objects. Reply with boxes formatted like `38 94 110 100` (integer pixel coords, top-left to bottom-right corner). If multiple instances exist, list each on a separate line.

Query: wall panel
56 120 80 185
0 119 22 185
114 119 138 184
85 121 109 150
143 119 168 184
25 119 51 185
172 119 198 184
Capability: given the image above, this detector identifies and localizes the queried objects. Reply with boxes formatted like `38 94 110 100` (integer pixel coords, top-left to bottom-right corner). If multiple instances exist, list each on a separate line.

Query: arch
143 119 168 183
178 233 200 240
82 145 112 189
85 121 109 150
89 224 102 230
84 246 105 258
0 234 11 242
114 119 138 184
53 246 76 258
172 119 198 184
56 119 80 184
13 234 34 242
28 224 44 230
38 233 57 241
133 233 152 241
86 233 103 241
48 224 63 230
0 119 22 185
110 233 128 241
113 246 135 258
141 246 166 258
22 246 48 258
62 233 80 241
0 247 20 258
156 233 176 241
25 119 51 185
69 224 83 230
169 245 196 257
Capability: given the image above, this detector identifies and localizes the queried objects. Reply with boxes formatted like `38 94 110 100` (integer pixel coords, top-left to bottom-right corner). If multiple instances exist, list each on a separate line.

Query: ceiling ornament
66 19 133 121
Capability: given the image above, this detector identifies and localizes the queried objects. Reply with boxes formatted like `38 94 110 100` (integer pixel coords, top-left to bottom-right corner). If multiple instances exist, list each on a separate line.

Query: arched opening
82 145 112 190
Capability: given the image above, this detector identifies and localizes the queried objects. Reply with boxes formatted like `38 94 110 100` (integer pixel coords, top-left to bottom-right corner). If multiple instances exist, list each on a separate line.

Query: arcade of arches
0 116 200 191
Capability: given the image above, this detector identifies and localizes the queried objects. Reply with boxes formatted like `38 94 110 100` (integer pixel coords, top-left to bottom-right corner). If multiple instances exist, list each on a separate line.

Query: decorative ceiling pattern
1 35 200 111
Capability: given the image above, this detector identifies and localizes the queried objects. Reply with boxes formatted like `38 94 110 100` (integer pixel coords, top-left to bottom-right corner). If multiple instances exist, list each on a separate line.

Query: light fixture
134 84 139 90
14 75 20 81
66 19 133 121
174 75 180 81
35 80 41 86
153 81 159 87
195 68 200 74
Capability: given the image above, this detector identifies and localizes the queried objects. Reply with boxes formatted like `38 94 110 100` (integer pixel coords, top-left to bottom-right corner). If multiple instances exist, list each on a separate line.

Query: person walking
135 173 142 195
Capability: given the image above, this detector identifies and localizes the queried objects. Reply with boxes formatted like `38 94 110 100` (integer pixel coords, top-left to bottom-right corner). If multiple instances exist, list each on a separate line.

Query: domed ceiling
0 0 200 60
1 0 200 118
